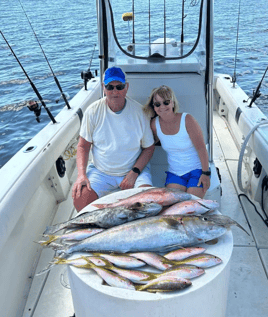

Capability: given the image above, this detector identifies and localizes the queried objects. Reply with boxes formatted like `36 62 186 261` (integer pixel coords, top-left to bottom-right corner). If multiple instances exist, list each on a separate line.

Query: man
72 66 155 211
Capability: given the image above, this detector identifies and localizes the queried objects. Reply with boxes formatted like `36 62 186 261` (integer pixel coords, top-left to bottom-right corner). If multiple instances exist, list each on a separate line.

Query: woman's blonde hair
143 85 180 118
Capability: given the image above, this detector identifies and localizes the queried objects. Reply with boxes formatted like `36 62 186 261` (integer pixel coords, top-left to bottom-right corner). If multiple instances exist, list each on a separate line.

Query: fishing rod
248 66 268 108
18 0 71 110
0 30 56 124
81 44 96 91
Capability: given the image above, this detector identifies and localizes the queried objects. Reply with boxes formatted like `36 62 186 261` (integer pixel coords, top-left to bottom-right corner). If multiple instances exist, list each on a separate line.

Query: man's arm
72 137 92 199
120 144 155 190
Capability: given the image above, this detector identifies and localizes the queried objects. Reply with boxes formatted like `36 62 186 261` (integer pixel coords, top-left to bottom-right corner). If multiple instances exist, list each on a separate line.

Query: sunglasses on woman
153 100 171 107
105 84 126 91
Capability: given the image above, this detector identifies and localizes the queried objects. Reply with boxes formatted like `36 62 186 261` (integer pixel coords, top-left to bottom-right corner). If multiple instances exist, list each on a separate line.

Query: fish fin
196 201 211 210
203 209 213 215
91 203 107 209
128 202 144 210
160 218 183 229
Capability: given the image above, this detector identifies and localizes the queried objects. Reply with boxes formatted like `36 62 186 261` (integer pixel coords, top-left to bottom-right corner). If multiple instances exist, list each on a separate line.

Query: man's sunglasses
153 100 171 107
105 84 126 91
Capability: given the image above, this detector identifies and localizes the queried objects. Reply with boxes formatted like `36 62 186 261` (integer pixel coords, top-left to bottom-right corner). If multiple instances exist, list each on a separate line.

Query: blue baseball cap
104 67 126 85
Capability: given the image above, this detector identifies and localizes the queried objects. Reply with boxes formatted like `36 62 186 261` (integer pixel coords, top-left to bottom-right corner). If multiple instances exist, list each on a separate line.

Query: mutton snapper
53 214 249 258
44 202 162 235
92 187 191 209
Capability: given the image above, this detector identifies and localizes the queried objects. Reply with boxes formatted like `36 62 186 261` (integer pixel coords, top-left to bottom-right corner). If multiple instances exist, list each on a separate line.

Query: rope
63 143 77 160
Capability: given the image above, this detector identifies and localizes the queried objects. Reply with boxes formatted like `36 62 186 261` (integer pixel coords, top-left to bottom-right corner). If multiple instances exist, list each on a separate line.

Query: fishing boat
0 0 268 316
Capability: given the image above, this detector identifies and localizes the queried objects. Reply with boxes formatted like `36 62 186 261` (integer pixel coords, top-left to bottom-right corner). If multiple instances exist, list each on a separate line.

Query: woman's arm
185 114 210 190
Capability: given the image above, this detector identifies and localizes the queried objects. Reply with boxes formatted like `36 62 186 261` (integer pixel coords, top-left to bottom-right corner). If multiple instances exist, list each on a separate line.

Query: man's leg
74 164 119 212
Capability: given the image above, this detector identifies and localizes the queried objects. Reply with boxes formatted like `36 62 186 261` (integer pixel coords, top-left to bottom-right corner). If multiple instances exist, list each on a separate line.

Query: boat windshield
101 0 207 65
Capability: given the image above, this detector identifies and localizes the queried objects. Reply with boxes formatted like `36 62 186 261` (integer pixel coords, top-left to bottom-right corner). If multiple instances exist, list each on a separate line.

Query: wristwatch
202 170 211 176
132 167 141 175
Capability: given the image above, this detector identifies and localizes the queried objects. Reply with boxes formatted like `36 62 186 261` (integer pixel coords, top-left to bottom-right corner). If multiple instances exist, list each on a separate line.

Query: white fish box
68 188 233 317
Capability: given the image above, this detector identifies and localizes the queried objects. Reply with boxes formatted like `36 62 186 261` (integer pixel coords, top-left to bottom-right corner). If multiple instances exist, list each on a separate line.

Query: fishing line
238 194 268 228
232 0 242 86
18 0 71 109
0 30 57 124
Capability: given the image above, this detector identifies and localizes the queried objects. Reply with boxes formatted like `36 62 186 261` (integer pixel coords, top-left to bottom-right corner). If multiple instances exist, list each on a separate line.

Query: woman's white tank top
155 113 202 176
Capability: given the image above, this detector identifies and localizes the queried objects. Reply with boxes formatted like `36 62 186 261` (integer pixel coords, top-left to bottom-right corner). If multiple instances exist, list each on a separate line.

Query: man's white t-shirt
80 96 154 176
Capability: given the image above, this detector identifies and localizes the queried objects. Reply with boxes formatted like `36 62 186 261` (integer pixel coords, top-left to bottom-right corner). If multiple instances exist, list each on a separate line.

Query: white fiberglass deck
23 111 268 317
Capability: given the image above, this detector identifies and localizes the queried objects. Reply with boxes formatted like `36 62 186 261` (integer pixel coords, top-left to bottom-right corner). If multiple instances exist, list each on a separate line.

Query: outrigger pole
0 30 57 124
18 0 71 110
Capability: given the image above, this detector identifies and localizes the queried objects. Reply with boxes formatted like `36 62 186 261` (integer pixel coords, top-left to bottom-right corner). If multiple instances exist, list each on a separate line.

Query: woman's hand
197 174 210 192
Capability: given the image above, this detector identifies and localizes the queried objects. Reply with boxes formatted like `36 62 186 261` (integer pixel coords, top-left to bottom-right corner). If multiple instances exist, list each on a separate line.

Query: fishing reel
27 100 41 123
81 68 94 91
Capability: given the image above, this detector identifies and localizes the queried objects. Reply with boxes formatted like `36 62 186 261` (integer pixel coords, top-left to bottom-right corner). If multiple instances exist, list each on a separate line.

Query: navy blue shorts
165 169 203 188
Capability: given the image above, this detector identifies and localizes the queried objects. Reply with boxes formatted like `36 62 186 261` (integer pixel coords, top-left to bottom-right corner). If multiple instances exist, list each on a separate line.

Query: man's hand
72 174 91 199
119 170 138 190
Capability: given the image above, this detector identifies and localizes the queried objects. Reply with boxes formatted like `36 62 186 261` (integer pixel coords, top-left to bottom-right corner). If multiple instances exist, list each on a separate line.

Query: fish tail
80 256 96 268
45 242 69 258
43 223 67 235
50 257 68 265
135 284 147 291
40 235 58 246
36 262 56 276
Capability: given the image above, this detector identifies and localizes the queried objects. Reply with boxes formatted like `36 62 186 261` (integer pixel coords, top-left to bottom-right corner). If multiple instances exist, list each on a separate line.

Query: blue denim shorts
165 169 203 188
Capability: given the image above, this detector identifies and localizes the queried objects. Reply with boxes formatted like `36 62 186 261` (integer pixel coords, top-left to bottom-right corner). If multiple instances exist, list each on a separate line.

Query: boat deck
23 111 268 317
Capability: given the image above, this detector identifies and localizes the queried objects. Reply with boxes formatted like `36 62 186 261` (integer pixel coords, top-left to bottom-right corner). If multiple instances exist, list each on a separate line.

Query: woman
144 85 210 198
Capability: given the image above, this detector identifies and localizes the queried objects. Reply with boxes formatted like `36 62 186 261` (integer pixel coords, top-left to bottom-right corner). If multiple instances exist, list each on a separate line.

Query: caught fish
49 256 135 290
158 265 205 280
136 276 192 292
171 254 222 268
164 247 206 261
89 259 158 284
53 256 108 268
91 266 136 290
44 202 162 235
50 214 248 258
36 255 109 276
93 253 145 269
92 187 191 209
161 199 219 216
41 228 105 245
129 252 173 270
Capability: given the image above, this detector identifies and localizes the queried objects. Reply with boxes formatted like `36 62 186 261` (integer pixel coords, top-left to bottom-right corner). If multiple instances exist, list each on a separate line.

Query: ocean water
0 0 268 168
